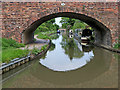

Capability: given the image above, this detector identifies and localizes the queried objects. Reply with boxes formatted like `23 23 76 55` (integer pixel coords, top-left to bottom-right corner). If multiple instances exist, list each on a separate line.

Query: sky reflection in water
39 34 94 71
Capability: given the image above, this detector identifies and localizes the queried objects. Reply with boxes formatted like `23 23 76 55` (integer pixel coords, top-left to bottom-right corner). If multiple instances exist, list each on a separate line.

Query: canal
2 33 119 88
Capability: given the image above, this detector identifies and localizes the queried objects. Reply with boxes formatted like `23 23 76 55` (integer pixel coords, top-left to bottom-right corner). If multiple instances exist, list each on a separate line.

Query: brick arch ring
22 12 112 47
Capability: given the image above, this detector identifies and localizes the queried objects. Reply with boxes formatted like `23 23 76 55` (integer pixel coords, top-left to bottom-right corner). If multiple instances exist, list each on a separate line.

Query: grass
2 48 29 63
1 32 52 63
1 38 28 63
2 38 25 50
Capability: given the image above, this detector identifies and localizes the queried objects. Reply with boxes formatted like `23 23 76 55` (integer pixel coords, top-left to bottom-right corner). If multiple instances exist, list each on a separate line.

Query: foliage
60 17 76 29
60 17 91 31
40 44 48 51
114 36 120 49
1 38 27 63
72 20 87 30
2 48 29 63
37 31 59 40
60 34 84 60
50 34 59 40
114 43 120 49
35 18 59 34
49 42 55 52
31 48 41 55
37 33 50 39
2 38 25 50
31 44 48 55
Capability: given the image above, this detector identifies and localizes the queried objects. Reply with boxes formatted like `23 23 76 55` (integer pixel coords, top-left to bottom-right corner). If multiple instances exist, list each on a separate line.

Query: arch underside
23 12 112 47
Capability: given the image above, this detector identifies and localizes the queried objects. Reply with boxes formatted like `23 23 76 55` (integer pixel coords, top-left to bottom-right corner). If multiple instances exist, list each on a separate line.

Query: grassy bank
2 48 29 63
1 38 50 63
1 31 57 63
1 38 29 63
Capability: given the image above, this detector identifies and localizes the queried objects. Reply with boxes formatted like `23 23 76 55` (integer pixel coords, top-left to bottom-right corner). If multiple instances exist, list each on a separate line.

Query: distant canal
2 33 119 88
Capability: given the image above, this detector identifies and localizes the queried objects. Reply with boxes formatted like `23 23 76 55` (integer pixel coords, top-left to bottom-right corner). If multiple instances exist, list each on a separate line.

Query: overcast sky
55 17 62 27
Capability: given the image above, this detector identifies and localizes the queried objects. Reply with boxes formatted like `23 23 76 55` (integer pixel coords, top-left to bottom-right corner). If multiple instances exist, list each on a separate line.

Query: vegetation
1 38 29 63
114 43 120 49
35 18 60 40
37 31 59 40
1 18 60 63
60 17 90 31
31 44 48 55
114 36 120 49
1 38 50 63
2 48 29 63
60 17 76 29
1 38 25 50
60 34 84 60
37 32 50 39
49 42 55 52
35 18 59 34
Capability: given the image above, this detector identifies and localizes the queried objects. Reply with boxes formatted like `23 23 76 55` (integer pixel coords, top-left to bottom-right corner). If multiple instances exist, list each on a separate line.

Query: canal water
2 33 119 88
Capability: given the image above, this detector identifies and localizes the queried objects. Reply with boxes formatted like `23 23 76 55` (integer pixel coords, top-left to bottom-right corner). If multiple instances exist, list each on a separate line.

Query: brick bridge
1 2 119 47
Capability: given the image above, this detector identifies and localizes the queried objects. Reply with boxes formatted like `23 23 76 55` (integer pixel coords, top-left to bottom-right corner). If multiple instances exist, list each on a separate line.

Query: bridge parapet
1 2 119 47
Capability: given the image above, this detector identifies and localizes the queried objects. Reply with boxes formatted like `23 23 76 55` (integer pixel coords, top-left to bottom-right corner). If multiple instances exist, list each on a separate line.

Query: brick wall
1 2 119 46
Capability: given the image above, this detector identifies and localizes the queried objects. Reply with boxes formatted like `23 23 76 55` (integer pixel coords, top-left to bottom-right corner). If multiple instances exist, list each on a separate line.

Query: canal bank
90 43 120 53
1 34 52 74
2 33 119 88
74 33 120 53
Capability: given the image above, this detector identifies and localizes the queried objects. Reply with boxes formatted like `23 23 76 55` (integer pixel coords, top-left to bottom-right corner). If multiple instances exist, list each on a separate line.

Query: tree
60 17 90 31
72 20 87 30
60 17 76 29
35 18 59 34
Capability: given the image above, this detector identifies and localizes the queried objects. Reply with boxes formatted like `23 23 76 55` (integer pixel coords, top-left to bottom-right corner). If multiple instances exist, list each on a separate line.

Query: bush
41 44 48 51
31 48 41 55
31 44 48 55
114 43 120 49
37 32 50 39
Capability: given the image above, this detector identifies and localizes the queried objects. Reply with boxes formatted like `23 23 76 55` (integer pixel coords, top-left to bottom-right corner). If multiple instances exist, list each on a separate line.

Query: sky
55 17 62 27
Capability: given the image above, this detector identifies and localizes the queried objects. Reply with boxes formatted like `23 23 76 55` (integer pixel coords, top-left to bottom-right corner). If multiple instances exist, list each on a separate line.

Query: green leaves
35 18 59 34
32 48 41 55
60 17 90 32
31 44 48 55
114 43 120 49
2 38 25 49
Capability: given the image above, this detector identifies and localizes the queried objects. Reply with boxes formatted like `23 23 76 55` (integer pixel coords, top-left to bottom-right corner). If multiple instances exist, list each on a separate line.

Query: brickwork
1 2 119 46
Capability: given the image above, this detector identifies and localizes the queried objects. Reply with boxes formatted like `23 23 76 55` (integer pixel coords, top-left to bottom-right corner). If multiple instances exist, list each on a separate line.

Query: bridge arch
22 12 112 46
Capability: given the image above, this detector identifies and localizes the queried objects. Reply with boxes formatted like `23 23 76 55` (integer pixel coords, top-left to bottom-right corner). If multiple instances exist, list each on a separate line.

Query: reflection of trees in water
113 53 120 61
82 45 94 52
60 34 84 60
51 34 59 40
41 53 47 59
42 42 56 59
49 42 55 52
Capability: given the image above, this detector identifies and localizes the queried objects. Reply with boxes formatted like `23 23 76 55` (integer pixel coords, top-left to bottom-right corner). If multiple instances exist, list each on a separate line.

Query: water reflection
2 34 118 88
49 42 55 52
39 34 94 71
